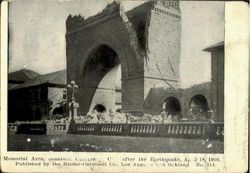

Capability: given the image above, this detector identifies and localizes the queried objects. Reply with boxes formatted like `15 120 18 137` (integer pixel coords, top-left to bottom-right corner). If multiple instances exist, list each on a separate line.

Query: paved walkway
8 134 223 153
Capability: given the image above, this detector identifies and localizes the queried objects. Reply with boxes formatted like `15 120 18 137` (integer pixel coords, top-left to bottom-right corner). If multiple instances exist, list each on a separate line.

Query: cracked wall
144 1 181 100
66 1 182 115
144 82 214 120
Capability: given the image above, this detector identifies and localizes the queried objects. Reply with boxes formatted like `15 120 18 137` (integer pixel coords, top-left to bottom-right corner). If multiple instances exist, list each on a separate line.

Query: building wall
115 90 122 112
145 1 181 98
8 85 49 122
144 87 183 115
211 48 224 122
48 87 67 117
144 82 213 121
217 49 224 121
88 65 119 114
182 82 212 119
8 84 67 122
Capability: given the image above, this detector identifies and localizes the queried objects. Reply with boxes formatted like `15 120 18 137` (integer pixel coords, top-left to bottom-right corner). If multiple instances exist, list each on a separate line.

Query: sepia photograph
7 0 225 154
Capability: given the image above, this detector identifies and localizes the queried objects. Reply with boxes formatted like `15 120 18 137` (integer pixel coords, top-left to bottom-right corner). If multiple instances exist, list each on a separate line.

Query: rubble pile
75 112 179 124
128 114 162 123
75 111 127 123
42 117 70 124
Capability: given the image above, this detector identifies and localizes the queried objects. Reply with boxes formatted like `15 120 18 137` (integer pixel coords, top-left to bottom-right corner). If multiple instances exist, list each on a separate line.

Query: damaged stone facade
204 43 224 122
144 82 212 120
66 1 224 122
66 1 181 116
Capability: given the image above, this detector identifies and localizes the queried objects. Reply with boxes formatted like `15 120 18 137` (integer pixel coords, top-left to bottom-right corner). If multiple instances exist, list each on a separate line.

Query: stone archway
163 97 181 115
93 104 106 113
78 44 121 115
66 8 144 115
188 95 209 120
189 95 208 112
66 1 181 116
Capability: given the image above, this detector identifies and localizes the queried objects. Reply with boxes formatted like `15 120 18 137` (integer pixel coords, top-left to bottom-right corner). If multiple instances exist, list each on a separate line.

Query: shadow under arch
78 44 120 115
189 94 209 112
93 104 106 113
188 94 209 119
163 97 181 116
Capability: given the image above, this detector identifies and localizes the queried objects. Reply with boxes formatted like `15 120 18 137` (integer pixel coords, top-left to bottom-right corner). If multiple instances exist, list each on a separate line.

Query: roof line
22 69 34 78
203 41 224 52
47 70 65 84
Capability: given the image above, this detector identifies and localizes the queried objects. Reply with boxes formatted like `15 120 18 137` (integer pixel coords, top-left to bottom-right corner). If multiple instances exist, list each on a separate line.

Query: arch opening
51 103 68 120
93 104 106 113
85 45 120 76
79 44 121 115
163 97 181 115
189 95 208 112
53 107 64 115
116 108 121 113
189 95 209 120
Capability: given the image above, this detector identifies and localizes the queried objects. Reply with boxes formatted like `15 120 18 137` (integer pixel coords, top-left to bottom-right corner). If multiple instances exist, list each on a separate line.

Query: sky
8 0 224 87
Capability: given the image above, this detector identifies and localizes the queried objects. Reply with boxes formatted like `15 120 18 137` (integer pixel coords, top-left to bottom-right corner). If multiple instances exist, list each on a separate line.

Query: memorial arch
66 1 181 115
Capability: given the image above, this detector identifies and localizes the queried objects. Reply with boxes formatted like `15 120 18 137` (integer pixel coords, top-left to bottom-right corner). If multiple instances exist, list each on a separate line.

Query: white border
1 1 8 154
